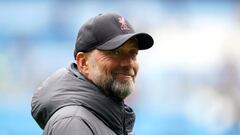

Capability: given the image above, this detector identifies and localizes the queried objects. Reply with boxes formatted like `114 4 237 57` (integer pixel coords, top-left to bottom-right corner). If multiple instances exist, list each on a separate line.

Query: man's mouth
112 68 136 81
114 73 135 80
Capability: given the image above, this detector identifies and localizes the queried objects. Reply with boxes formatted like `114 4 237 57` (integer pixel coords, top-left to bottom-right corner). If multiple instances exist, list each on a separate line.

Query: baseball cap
74 13 154 58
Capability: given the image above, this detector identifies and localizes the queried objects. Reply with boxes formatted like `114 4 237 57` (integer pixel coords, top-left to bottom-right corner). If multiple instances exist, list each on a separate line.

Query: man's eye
112 50 120 55
134 52 138 56
133 53 138 58
131 51 138 57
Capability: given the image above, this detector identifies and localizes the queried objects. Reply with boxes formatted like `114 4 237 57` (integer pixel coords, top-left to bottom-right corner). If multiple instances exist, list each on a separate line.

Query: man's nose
120 55 135 67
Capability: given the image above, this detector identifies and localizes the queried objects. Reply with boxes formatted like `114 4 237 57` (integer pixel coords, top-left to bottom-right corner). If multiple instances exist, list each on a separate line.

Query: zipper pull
128 132 135 135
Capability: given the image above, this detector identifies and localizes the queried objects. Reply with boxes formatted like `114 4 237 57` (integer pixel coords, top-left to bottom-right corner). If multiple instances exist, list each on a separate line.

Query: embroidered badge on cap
118 17 130 31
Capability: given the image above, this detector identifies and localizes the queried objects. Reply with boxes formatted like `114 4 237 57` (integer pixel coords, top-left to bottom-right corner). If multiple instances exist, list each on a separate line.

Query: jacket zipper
121 102 126 135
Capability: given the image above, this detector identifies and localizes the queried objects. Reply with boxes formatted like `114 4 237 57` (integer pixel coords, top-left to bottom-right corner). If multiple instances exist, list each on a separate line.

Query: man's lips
114 73 135 80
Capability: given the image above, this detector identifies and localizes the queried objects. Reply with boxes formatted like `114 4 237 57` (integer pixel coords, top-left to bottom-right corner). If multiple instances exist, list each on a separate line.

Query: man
31 13 154 135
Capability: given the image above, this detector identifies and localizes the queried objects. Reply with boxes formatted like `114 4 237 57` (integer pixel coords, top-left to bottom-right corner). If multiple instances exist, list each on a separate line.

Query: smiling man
31 13 154 135
80 38 139 100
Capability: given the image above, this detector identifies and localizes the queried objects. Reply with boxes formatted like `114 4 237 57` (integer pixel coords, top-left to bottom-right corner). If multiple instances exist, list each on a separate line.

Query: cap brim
96 33 154 50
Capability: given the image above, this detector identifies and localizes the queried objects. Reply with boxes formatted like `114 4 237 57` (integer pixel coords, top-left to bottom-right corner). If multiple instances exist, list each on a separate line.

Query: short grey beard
111 79 135 99
90 64 135 100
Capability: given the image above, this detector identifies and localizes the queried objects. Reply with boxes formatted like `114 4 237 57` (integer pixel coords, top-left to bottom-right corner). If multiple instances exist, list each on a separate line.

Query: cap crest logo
118 17 130 30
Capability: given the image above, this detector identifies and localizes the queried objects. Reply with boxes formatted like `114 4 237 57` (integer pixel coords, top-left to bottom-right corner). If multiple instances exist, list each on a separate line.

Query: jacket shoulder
44 106 116 135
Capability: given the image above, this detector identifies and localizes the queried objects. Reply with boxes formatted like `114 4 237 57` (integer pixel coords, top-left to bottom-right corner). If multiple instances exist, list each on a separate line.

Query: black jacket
31 63 135 135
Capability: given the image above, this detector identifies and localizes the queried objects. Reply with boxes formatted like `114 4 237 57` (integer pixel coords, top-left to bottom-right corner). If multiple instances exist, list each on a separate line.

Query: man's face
87 38 139 99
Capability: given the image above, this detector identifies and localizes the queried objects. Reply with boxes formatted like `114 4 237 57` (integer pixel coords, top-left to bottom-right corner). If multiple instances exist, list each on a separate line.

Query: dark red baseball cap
74 13 154 58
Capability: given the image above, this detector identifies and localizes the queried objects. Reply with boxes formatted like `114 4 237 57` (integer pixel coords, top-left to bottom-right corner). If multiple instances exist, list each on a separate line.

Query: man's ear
76 52 89 75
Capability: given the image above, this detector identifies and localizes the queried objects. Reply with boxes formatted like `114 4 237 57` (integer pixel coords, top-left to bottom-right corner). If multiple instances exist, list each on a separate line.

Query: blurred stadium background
1 0 240 135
